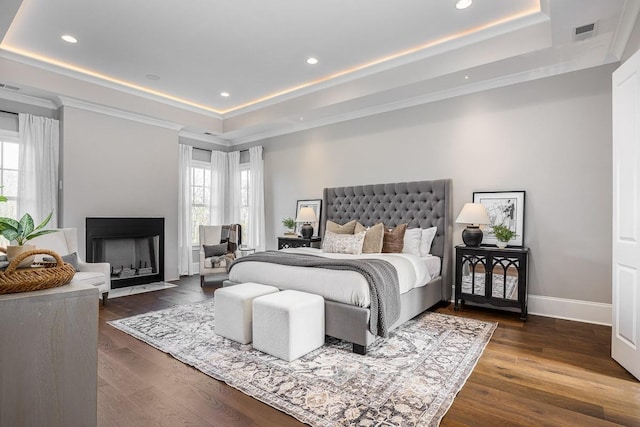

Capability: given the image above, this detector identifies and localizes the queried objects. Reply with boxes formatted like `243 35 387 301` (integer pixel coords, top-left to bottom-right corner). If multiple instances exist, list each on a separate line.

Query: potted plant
491 224 516 248
0 211 57 267
282 217 297 236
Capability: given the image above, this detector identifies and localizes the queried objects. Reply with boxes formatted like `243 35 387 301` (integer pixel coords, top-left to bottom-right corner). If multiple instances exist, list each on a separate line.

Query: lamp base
300 224 314 239
462 226 483 247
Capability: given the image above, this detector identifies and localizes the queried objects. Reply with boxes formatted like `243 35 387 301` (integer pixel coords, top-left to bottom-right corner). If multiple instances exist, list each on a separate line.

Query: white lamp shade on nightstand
455 203 490 225
295 207 317 223
456 203 490 247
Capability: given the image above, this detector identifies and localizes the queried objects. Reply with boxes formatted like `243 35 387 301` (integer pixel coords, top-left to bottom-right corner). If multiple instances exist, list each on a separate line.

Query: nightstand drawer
278 237 321 249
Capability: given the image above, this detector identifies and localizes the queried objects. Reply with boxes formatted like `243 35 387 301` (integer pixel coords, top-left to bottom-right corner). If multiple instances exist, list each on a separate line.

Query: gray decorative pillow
203 243 228 258
63 252 79 270
322 230 366 255
44 252 79 270
354 222 384 254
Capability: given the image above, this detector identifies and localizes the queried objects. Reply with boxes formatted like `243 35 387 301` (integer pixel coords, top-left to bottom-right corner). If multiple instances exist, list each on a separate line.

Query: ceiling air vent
0 83 20 91
574 22 597 42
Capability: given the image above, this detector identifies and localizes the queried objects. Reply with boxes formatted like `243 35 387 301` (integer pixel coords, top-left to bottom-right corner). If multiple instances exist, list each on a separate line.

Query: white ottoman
214 282 279 344
253 290 325 362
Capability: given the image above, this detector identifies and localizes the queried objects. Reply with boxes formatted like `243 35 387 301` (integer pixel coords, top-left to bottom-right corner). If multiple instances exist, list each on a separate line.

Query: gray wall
260 64 615 304
61 107 180 281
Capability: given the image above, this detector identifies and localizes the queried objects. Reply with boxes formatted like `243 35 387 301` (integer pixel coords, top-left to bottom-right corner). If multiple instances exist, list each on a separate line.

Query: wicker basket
0 249 76 295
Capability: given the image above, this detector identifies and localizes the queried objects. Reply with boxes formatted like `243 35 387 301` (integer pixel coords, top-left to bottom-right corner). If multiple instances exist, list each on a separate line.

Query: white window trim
191 160 212 248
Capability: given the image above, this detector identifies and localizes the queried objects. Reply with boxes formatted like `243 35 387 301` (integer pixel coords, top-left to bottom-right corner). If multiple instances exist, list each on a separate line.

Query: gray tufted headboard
321 179 452 299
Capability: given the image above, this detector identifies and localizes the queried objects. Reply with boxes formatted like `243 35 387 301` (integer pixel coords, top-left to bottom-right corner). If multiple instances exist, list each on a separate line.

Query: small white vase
496 241 508 249
6 244 36 268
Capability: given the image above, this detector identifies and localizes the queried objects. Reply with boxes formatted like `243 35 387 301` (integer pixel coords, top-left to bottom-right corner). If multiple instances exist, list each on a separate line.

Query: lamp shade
295 206 317 223
455 203 490 225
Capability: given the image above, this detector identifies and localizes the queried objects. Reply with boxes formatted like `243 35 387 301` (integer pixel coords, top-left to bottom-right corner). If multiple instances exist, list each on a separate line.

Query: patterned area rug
109 299 496 426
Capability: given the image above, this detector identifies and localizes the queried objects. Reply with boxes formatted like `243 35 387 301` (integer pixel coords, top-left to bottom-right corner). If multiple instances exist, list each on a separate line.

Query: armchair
30 228 111 304
199 224 241 286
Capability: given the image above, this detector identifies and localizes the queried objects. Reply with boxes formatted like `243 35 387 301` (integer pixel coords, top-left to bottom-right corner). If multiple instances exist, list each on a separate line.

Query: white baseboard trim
449 286 612 326
528 295 611 326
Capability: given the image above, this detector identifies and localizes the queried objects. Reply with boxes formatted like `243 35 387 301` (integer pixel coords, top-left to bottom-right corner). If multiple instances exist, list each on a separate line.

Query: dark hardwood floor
98 277 640 426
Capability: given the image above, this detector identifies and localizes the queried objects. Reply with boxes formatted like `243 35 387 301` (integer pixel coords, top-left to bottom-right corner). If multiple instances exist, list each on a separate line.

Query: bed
226 179 452 354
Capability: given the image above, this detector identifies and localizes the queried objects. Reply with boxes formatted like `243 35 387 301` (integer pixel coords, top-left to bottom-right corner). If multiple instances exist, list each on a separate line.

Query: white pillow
402 228 422 255
420 227 438 256
323 230 366 255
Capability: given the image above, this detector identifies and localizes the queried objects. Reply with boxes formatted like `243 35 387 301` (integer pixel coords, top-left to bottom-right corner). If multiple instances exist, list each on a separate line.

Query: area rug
108 299 496 426
108 282 177 299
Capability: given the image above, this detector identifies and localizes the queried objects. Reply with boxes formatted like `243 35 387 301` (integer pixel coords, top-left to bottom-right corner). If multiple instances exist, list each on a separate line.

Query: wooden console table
0 282 99 426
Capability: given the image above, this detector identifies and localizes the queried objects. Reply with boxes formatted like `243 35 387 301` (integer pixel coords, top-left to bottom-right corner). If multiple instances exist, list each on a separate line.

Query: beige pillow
354 222 384 254
323 230 366 255
382 223 408 253
325 220 357 235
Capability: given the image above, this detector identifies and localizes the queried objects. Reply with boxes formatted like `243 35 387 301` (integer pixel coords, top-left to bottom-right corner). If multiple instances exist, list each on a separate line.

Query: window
240 165 250 244
0 137 19 246
191 161 211 245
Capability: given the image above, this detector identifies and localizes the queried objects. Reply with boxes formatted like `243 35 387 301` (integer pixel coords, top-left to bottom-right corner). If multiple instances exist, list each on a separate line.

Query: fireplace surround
86 217 164 289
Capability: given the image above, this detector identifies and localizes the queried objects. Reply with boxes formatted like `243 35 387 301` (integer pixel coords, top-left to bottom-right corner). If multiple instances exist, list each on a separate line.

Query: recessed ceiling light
220 92 230 97
61 34 77 43
306 57 319 65
145 73 160 81
464 75 469 80
456 0 472 10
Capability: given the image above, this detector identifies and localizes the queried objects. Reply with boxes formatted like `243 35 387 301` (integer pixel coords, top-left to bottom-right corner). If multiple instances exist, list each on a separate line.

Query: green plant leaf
24 229 58 241
19 214 34 238
0 217 20 231
33 211 53 232
0 196 7 203
1 229 18 242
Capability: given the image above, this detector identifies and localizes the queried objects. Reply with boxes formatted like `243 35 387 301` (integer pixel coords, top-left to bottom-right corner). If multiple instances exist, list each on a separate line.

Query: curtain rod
193 147 249 154
0 110 18 116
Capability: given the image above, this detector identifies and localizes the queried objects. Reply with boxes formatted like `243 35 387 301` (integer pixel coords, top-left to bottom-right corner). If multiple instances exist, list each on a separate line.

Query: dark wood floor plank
96 277 640 427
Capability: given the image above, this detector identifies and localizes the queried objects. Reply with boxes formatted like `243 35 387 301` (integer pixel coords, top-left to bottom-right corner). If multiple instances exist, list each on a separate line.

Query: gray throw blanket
229 251 401 337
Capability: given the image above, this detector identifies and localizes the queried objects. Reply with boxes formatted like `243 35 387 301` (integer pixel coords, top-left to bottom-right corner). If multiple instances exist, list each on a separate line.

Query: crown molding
228 57 618 146
609 0 640 60
223 11 549 119
0 87 58 110
178 130 232 147
0 49 223 120
57 96 183 131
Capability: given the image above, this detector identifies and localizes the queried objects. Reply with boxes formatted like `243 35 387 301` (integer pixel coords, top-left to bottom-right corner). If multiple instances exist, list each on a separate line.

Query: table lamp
455 203 490 247
295 207 317 239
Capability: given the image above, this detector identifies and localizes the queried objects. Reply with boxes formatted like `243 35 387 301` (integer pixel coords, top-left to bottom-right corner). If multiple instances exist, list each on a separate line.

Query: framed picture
473 191 525 247
295 199 322 237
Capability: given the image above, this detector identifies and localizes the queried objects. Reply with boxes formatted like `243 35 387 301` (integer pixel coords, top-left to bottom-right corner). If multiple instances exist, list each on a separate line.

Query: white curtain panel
209 150 227 226
178 144 194 276
17 113 59 227
248 146 266 251
227 150 241 224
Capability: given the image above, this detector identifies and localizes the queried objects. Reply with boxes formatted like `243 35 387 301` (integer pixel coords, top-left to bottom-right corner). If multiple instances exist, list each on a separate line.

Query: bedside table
454 244 529 320
278 236 321 249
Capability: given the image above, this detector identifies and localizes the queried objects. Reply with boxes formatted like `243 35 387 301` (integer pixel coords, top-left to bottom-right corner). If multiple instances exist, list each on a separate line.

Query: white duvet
228 247 441 308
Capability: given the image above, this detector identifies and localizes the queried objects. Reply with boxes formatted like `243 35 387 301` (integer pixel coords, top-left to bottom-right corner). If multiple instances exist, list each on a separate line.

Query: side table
278 236 322 249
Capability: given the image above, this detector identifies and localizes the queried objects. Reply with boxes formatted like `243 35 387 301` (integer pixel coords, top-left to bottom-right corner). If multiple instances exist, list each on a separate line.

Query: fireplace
86 217 164 289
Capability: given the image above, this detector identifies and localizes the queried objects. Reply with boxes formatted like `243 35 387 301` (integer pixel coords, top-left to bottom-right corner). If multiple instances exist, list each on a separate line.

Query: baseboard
528 295 611 326
449 286 612 326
